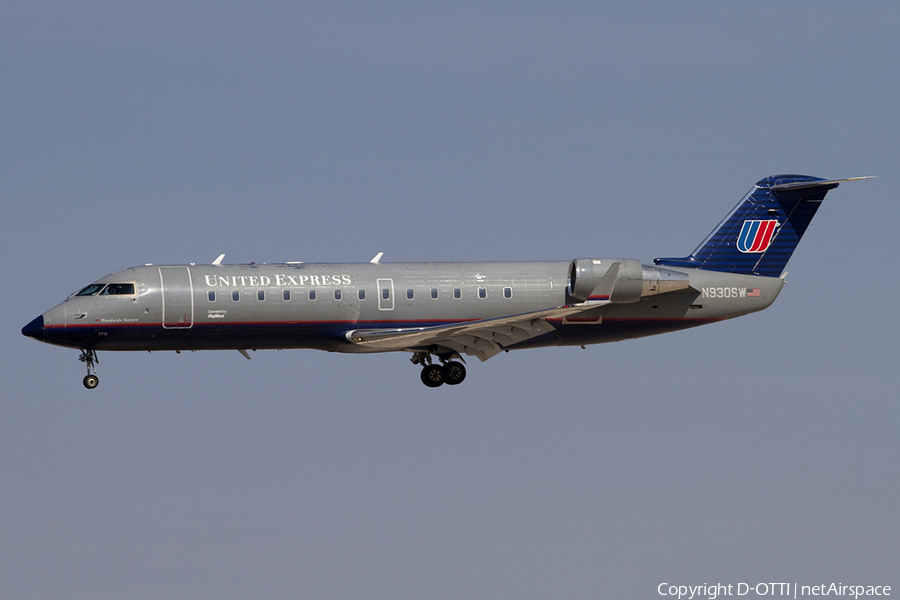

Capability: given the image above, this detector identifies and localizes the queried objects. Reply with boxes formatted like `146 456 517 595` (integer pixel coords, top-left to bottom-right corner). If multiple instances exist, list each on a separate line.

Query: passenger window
453 288 461 299
257 290 265 301
232 290 240 302
309 289 317 301
101 283 135 295
478 287 487 299
208 291 216 302
503 287 512 299
358 289 366 300
431 288 438 299
407 288 414 300
283 289 291 301
382 288 390 300
334 289 342 301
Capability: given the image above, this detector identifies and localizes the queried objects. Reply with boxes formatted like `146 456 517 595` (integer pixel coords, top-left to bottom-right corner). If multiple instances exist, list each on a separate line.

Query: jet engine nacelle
567 258 690 303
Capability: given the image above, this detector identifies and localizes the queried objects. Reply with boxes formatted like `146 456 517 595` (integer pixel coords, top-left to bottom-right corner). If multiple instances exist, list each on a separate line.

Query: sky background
2 2 898 599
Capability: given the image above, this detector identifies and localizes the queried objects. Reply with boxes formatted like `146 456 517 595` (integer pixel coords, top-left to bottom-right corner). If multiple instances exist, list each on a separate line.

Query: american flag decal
747 288 760 297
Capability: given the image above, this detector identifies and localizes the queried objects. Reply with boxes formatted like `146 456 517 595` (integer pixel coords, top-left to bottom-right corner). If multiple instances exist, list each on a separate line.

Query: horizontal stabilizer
769 176 875 191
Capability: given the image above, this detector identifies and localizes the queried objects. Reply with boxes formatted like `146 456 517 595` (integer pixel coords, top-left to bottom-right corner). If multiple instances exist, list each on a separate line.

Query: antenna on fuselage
212 254 225 266
370 252 384 264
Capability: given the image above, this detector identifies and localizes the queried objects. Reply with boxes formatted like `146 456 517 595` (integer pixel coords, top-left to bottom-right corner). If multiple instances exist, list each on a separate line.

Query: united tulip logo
736 219 778 253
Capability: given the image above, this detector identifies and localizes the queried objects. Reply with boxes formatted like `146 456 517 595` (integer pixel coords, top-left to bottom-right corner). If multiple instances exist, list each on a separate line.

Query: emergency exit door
377 278 394 311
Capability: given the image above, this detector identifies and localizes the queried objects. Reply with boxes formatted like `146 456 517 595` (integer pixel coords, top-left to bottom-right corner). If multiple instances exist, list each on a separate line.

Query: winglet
212 254 225 266
587 262 619 303
370 252 384 264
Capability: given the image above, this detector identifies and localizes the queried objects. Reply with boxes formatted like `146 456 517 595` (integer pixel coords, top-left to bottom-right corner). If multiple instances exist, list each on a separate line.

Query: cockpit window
75 283 107 296
101 283 135 295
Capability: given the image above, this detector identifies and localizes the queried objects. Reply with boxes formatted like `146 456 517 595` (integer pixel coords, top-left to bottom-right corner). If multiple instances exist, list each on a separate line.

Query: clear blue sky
3 2 898 598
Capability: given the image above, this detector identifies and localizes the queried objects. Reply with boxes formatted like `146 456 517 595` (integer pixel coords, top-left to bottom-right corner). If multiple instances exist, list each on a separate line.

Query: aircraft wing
345 300 609 362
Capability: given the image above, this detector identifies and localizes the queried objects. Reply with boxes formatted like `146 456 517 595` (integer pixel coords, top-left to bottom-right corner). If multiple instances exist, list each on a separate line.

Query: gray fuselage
32 260 782 354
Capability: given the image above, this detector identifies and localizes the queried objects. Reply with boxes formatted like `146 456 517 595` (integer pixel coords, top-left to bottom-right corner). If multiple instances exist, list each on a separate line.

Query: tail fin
654 175 867 277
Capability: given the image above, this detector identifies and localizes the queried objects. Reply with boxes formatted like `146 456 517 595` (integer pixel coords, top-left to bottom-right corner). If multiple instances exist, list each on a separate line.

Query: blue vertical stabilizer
654 175 850 277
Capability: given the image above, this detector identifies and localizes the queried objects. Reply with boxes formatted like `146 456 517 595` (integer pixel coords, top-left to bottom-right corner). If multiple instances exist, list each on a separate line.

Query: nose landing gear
412 351 467 387
79 349 99 389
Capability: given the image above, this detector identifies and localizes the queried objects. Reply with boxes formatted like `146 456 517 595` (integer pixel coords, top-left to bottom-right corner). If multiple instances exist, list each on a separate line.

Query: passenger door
159 266 194 329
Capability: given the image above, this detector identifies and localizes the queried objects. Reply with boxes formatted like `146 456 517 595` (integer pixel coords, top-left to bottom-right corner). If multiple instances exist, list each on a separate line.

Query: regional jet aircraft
22 175 870 388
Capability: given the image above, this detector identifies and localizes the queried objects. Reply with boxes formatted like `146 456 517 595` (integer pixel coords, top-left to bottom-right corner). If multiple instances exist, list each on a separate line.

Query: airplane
22 174 871 389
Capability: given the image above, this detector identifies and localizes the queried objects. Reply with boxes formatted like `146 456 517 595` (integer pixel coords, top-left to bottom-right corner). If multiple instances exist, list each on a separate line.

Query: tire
83 374 99 389
441 361 466 385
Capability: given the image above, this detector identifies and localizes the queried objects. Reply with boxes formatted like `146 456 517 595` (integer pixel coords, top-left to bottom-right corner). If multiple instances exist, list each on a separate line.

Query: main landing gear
79 349 99 389
411 351 467 388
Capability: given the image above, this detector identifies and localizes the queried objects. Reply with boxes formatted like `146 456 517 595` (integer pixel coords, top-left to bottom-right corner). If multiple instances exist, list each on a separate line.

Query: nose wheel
79 349 99 389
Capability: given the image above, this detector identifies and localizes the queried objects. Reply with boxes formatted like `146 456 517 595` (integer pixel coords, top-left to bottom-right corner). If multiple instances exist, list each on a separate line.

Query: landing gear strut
411 351 467 387
79 349 99 389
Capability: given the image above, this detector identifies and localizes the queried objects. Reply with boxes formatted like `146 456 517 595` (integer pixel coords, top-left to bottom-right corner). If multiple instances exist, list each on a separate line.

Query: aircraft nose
22 315 44 341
